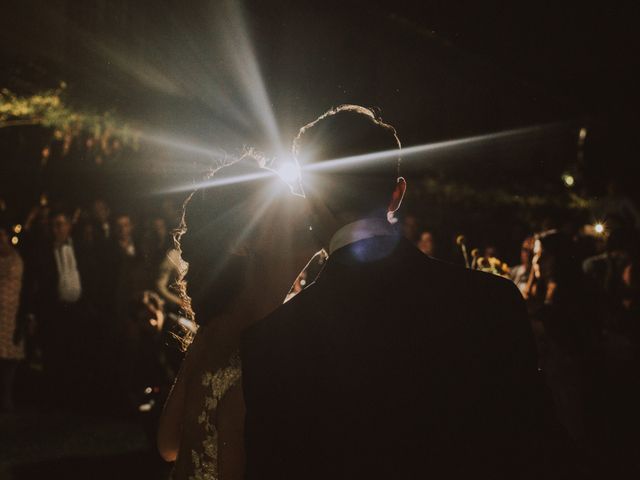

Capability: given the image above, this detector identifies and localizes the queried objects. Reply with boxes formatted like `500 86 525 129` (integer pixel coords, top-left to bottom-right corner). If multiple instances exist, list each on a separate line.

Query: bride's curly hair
171 150 280 349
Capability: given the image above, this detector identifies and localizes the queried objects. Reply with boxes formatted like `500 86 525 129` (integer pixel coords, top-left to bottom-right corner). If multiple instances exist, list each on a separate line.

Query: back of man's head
294 105 401 218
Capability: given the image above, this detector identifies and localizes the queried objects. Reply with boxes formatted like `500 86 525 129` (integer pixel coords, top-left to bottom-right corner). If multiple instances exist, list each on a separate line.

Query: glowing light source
13 224 22 234
579 128 587 141
277 162 300 184
11 236 19 245
561 173 575 187
594 223 605 234
138 399 155 412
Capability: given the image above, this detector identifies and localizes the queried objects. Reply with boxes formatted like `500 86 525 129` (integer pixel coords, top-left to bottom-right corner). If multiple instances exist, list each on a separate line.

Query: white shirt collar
328 217 395 255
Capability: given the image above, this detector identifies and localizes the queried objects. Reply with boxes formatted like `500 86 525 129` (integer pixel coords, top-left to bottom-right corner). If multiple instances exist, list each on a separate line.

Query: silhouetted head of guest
114 214 134 244
294 105 405 246
50 211 72 245
520 236 534 266
417 231 436 257
92 199 110 224
533 230 582 285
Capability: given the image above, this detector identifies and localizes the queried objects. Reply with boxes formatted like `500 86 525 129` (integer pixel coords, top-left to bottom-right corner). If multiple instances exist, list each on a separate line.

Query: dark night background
2 0 639 261
1 1 639 478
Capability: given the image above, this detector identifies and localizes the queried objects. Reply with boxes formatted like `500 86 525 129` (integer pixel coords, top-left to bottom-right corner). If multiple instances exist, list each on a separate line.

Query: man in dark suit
241 106 552 479
25 210 95 400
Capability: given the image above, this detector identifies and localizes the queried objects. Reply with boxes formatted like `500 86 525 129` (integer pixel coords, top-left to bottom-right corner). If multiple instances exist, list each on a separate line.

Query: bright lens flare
594 223 605 234
159 122 565 195
277 162 300 184
305 122 563 173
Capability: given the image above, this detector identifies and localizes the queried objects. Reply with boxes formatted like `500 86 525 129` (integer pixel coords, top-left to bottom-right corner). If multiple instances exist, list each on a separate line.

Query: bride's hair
172 154 289 347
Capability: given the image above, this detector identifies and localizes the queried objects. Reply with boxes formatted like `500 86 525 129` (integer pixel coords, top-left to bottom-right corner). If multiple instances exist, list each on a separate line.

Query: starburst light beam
304 123 563 173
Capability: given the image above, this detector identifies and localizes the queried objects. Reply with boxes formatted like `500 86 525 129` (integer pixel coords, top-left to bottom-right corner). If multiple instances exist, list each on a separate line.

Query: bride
157 156 317 479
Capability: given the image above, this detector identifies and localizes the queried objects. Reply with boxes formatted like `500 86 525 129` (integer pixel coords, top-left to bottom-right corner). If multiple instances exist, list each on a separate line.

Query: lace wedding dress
186 351 242 480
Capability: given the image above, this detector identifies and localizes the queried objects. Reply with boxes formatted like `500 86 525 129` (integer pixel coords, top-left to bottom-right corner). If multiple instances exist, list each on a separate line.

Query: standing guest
72 210 103 307
106 213 150 402
0 222 24 412
416 230 436 257
511 236 534 295
583 226 638 319
104 213 142 328
114 214 136 257
27 211 91 402
91 199 112 244
142 216 173 281
21 203 52 259
108 214 148 318
87 199 113 315
527 230 602 445
147 217 172 256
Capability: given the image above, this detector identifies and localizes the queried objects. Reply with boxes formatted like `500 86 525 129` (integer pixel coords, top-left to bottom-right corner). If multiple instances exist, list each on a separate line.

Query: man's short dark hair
294 105 401 217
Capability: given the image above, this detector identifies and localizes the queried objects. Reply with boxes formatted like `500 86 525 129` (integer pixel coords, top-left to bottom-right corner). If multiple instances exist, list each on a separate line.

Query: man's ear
388 177 407 213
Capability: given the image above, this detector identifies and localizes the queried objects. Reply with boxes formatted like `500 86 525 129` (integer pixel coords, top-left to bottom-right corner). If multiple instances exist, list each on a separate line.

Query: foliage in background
419 177 590 211
0 83 140 165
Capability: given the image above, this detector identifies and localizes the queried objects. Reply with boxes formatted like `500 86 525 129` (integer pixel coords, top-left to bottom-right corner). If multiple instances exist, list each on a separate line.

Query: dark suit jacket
241 236 549 479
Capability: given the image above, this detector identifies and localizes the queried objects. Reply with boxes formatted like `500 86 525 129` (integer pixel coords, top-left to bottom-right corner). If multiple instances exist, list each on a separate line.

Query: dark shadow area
9 451 171 480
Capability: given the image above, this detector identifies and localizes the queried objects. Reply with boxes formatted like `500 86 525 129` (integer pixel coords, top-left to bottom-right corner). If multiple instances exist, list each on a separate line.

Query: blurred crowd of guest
0 197 185 414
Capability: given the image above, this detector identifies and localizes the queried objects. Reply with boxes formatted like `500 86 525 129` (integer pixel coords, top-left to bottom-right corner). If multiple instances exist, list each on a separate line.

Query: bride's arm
157 364 187 461
157 328 208 461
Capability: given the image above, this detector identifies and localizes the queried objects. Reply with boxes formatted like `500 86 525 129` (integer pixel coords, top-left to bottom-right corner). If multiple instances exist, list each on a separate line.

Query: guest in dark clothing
104 213 153 404
106 213 147 327
583 225 639 334
25 211 95 402
91 199 112 246
241 105 560 480
527 230 602 445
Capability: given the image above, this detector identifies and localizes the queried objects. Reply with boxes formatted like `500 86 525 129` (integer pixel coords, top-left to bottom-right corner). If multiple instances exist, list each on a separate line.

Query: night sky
1 0 639 211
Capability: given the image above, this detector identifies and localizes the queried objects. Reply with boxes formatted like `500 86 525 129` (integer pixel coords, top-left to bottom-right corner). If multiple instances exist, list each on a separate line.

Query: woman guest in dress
0 221 25 412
